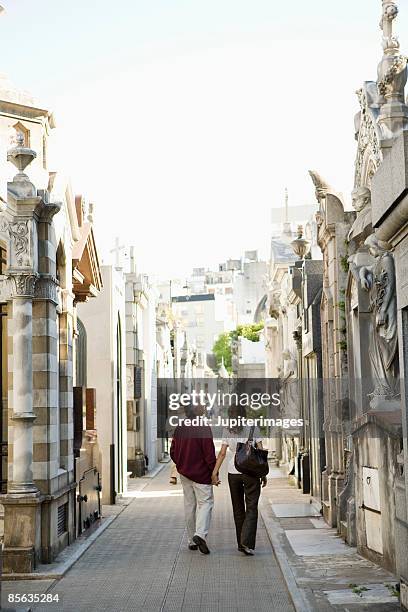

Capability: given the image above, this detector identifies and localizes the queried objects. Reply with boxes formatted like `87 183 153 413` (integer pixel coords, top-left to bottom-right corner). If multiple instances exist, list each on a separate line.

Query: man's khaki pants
179 474 214 543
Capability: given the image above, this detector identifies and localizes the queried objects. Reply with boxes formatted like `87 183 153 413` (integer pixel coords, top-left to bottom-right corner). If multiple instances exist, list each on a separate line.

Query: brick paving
12 465 295 612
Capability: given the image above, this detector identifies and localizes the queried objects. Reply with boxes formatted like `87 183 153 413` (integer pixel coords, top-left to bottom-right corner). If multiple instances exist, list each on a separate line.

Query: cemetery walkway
29 464 294 612
2 462 404 611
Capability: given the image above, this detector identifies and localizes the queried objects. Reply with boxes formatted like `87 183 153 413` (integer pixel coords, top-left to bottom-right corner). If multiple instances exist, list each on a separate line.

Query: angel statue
359 234 399 403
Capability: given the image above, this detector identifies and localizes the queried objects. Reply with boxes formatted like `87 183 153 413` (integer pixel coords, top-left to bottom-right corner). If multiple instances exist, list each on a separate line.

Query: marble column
9 274 38 494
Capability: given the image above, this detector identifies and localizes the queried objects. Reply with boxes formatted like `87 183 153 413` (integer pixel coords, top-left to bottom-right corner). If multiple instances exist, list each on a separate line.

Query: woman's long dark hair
228 403 247 434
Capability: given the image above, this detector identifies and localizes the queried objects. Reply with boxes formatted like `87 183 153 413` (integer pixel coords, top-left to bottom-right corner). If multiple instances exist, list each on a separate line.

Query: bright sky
0 0 405 277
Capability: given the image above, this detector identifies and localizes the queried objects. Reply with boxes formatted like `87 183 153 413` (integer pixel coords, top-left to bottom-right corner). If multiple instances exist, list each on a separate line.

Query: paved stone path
28 465 294 612
261 468 401 611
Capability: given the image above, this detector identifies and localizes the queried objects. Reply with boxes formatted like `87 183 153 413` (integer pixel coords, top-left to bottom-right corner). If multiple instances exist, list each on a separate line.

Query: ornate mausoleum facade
267 3 408 605
331 0 408 585
0 85 102 572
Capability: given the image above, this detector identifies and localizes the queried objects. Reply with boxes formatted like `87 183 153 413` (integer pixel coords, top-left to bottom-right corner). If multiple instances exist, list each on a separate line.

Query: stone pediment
72 223 103 302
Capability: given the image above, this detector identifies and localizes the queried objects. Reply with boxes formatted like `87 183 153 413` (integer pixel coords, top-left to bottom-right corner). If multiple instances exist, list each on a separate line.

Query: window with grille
57 503 68 537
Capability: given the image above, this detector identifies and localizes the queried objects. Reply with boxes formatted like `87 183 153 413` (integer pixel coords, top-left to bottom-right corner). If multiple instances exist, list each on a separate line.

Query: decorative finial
7 134 36 179
16 132 25 147
291 225 311 260
7 132 37 198
377 0 408 137
381 1 400 54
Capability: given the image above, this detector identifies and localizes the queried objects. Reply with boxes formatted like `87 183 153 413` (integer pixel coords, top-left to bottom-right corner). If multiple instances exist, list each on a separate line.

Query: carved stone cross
110 236 126 269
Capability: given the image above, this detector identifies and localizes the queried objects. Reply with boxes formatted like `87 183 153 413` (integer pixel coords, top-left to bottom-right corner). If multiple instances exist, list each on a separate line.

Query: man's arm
170 426 180 462
212 444 228 485
170 436 177 463
202 435 216 473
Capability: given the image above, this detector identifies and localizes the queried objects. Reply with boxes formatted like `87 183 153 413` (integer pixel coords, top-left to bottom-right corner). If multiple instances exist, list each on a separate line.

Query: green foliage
213 332 232 372
230 322 264 342
385 583 400 599
340 255 350 273
349 584 369 598
213 322 264 372
340 238 350 273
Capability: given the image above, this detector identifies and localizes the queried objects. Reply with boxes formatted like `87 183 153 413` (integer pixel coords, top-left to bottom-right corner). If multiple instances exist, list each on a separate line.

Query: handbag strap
247 425 255 443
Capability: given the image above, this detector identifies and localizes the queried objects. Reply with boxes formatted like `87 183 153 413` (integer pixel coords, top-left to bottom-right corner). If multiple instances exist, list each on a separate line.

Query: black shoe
192 535 210 554
241 545 254 556
188 544 198 550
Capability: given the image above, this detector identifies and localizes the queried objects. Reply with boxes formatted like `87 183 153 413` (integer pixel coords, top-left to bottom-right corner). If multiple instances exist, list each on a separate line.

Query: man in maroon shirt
170 406 216 554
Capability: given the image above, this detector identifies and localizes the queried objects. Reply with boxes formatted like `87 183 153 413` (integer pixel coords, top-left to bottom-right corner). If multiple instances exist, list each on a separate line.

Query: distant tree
213 322 264 372
231 322 264 342
213 332 232 372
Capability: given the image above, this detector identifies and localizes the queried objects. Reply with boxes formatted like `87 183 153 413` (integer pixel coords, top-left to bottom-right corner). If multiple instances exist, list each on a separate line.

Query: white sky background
0 0 405 277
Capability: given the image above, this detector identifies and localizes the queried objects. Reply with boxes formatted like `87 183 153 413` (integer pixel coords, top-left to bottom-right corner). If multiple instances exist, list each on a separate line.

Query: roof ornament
7 132 36 179
377 1 408 138
282 188 292 236
291 225 311 261
7 131 37 198
308 170 332 203
380 1 400 54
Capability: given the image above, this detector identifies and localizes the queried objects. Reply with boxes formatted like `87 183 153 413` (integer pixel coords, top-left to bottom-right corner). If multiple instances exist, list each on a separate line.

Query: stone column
2 275 42 574
9 274 38 493
1 137 43 573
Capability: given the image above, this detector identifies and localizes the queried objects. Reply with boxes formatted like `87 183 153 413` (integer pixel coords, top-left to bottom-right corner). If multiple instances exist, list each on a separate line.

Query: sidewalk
260 466 401 611
3 463 401 611
3 465 294 612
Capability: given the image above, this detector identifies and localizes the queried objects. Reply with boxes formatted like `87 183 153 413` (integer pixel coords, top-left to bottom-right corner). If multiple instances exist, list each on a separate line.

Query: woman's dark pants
228 473 261 549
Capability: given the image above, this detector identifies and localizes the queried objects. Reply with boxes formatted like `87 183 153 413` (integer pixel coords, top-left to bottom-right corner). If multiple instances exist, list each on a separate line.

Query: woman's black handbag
234 426 269 478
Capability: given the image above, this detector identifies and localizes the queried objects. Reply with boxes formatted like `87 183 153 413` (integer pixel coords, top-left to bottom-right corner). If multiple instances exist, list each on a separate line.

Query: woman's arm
255 438 267 486
211 444 228 485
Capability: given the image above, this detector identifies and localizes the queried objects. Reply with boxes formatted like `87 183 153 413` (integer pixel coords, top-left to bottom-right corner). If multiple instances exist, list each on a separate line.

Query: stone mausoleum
266 3 408 606
0 81 103 572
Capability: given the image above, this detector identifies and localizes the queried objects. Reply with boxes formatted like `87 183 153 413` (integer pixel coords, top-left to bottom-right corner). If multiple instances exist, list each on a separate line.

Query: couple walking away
170 404 268 556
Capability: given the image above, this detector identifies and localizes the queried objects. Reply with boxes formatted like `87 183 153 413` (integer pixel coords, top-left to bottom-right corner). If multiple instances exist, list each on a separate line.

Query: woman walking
211 406 267 555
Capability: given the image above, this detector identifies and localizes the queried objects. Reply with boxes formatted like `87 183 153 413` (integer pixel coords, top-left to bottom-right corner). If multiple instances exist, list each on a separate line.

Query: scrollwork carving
354 87 382 188
0 217 8 234
378 54 408 97
9 220 29 266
